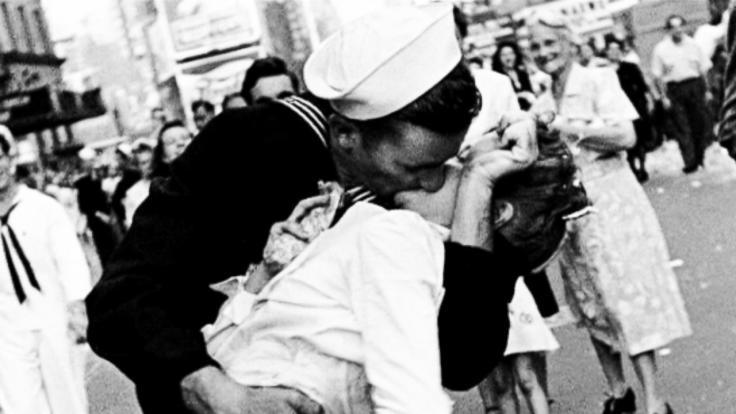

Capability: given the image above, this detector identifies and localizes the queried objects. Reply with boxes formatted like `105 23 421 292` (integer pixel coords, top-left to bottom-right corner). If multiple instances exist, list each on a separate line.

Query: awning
0 87 106 136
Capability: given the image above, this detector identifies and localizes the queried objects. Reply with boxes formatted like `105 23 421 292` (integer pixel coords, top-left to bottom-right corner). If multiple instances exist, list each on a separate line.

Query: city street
84 144 736 414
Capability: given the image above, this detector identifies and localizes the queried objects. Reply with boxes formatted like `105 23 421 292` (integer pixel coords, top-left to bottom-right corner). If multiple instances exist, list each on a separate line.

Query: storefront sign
159 0 261 61
0 88 53 123
514 0 639 34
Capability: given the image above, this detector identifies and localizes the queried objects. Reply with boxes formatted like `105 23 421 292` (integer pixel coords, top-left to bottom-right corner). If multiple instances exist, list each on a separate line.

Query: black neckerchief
1 202 41 303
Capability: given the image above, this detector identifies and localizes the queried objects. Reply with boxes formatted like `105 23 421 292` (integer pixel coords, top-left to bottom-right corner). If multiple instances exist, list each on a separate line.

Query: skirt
559 166 692 355
505 278 559 356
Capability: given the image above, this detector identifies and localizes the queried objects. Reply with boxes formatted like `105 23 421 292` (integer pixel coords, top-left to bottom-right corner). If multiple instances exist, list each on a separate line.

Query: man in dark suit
86 4 539 413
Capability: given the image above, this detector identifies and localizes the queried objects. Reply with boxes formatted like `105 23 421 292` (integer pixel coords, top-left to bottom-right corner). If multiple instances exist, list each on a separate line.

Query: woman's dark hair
491 41 525 74
350 61 481 143
191 99 214 114
240 57 300 104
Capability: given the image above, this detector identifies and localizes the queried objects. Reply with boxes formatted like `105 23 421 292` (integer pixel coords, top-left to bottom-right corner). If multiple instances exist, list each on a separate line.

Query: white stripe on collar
277 96 329 148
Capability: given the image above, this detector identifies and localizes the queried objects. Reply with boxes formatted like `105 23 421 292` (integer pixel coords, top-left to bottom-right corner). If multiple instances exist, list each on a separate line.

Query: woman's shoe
602 388 636 414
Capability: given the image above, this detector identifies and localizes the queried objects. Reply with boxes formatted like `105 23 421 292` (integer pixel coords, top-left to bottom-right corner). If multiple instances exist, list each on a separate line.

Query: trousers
667 77 713 169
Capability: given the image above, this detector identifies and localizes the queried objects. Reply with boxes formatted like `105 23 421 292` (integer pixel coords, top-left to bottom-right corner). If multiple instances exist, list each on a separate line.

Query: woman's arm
554 119 636 152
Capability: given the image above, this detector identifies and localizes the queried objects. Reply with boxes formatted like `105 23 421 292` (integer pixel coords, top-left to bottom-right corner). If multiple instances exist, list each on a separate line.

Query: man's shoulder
19 186 64 215
353 205 442 248
652 38 671 54
682 35 705 52
473 68 514 90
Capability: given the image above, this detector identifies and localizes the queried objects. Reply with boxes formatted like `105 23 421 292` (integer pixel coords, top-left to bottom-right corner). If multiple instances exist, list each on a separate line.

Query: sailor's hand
181 366 323 414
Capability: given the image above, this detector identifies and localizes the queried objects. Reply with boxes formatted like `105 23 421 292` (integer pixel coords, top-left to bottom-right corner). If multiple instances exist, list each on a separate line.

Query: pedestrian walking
0 127 92 414
527 11 692 414
122 138 156 230
74 147 116 264
605 38 656 182
652 15 714 173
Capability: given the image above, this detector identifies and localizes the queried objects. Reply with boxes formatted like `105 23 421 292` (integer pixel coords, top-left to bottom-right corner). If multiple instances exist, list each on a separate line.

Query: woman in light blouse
526 12 691 414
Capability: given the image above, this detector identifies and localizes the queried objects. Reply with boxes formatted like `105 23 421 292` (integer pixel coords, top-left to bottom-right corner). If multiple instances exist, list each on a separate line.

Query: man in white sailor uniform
87 3 542 413
0 126 91 414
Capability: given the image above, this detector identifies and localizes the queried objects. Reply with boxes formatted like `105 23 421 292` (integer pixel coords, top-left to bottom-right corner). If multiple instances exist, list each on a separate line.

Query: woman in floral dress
525 11 691 414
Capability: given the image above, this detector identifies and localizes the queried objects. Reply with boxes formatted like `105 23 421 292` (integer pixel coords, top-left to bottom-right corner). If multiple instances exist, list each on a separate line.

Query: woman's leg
529 351 549 397
478 358 519 414
631 350 668 414
511 353 550 414
590 336 629 398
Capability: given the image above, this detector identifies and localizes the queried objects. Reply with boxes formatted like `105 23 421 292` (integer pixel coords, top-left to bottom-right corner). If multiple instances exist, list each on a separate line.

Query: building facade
0 0 105 164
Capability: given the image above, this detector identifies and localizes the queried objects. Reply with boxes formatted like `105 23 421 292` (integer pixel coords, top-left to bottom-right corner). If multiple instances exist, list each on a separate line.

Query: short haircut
240 57 300 104
665 14 686 30
191 99 215 114
452 5 468 39
350 61 480 143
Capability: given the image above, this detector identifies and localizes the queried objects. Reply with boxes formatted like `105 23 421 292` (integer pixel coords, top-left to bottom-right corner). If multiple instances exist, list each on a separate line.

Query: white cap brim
304 2 461 120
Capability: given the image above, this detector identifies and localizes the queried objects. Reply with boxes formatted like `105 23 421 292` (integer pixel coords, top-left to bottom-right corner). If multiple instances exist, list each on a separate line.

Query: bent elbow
619 123 636 150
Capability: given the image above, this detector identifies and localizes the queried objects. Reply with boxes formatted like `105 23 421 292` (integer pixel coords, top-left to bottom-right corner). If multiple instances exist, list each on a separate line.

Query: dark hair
605 37 625 52
351 61 481 141
153 119 188 170
240 57 299 104
452 5 468 39
191 99 214 114
467 56 484 67
0 131 12 157
665 14 686 30
492 41 525 74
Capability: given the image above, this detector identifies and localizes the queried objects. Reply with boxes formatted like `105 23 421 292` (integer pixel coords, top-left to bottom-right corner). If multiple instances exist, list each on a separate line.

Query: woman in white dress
525 12 692 414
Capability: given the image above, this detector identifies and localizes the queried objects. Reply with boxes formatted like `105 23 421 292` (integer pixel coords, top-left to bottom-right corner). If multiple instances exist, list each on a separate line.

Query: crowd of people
7 1 736 413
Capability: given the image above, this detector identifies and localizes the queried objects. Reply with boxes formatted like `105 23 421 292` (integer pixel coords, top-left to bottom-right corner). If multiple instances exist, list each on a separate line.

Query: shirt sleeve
46 197 92 302
352 211 452 414
501 75 522 113
650 45 665 80
593 68 639 122
695 38 713 74
437 240 515 390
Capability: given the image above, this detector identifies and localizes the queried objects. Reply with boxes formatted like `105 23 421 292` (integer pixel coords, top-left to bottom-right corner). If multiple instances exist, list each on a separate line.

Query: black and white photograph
0 0 734 413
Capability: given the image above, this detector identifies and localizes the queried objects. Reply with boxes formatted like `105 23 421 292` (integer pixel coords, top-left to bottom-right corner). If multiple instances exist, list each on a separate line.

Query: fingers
285 389 324 414
269 221 310 243
249 387 324 414
287 194 331 222
499 117 538 167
